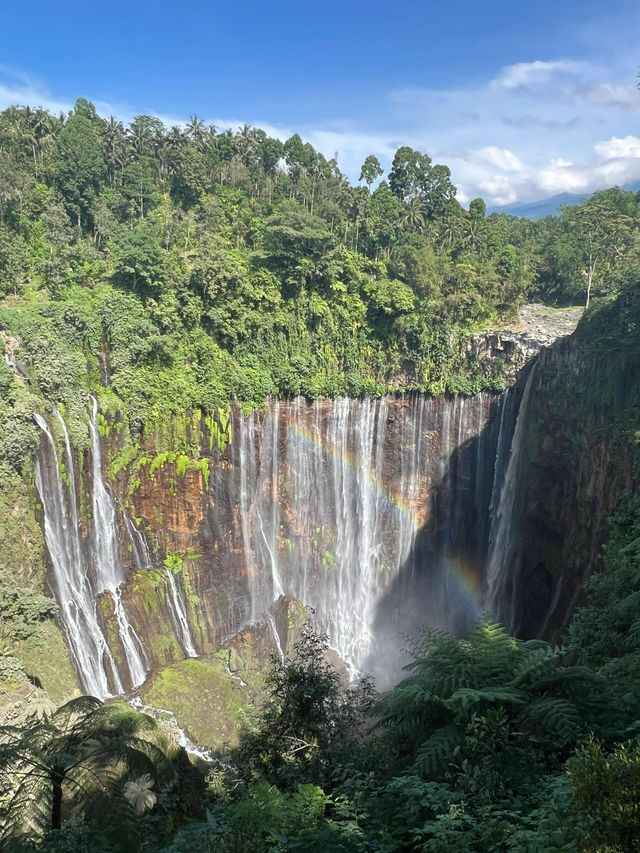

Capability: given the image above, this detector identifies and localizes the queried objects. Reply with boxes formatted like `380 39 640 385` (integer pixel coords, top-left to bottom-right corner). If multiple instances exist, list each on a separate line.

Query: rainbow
287 421 417 523
285 419 484 607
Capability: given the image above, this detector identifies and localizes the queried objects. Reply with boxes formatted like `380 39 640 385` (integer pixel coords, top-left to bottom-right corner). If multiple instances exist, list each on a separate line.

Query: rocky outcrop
466 303 583 383
139 595 307 749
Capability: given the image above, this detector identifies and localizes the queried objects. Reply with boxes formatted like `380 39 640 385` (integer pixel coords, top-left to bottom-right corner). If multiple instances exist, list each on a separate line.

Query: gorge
29 304 638 715
1 86 640 847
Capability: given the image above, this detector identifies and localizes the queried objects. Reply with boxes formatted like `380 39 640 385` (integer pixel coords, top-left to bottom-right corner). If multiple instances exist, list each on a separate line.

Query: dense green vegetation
0 99 639 433
0 98 639 475
1 97 640 850
2 493 640 852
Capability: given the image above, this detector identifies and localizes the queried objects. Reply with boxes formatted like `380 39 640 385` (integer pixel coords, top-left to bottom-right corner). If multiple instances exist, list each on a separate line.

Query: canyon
28 302 639 747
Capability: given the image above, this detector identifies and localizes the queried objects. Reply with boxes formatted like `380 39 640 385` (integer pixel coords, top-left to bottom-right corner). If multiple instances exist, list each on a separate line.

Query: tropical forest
0 30 640 853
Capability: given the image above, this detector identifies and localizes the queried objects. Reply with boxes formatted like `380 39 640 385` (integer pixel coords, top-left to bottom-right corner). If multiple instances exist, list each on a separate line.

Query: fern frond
510 645 560 687
447 686 525 712
613 589 640 615
532 665 599 692
524 698 583 743
624 618 640 649
413 725 462 776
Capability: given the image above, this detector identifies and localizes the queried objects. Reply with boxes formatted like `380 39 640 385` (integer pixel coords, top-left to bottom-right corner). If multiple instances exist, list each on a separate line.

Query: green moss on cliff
11 622 78 704
0 465 46 586
143 657 250 749
0 465 79 702
128 568 183 664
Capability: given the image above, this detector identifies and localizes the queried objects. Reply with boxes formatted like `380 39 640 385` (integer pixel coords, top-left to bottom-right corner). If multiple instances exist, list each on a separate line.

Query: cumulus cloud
594 135 640 160
454 135 640 205
492 59 585 90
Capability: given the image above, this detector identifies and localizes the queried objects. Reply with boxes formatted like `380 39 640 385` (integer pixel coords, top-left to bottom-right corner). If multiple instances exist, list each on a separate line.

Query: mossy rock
11 621 79 704
142 657 251 750
0 466 46 585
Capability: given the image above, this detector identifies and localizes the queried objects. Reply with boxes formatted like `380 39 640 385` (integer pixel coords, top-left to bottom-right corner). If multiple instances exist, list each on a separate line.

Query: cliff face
25 294 638 704
116 393 509 679
108 301 638 682
507 328 639 640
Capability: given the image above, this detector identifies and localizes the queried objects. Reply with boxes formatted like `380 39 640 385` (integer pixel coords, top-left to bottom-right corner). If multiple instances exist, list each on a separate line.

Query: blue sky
1 0 639 204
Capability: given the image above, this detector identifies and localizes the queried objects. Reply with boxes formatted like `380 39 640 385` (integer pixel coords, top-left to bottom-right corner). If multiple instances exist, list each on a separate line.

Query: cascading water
164 568 197 658
34 412 122 697
36 399 199 697
35 379 535 698
225 392 512 676
89 397 149 689
121 505 197 658
486 365 538 630
122 507 153 569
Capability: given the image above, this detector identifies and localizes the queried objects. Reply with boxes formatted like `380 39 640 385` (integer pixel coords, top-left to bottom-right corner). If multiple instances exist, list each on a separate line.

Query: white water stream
34 413 122 697
34 384 533 701
88 397 149 690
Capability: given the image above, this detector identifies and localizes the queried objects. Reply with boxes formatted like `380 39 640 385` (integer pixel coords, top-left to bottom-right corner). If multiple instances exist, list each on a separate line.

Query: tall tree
557 198 634 307
0 696 171 847
389 146 457 219
54 99 106 230
359 154 383 189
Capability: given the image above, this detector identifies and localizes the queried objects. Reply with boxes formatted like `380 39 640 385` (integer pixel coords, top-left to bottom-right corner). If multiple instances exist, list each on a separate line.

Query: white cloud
453 135 640 205
594 135 640 160
2 55 640 208
492 60 585 89
473 146 526 172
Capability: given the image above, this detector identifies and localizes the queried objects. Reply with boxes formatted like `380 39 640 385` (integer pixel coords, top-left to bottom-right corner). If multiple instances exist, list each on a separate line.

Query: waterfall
121 497 197 658
37 401 197 696
486 364 538 629
34 413 122 697
228 393 504 676
122 508 153 569
88 397 149 689
35 385 531 696
164 568 197 658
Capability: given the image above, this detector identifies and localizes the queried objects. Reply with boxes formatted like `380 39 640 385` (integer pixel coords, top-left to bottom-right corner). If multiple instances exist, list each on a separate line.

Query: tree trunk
586 255 596 308
50 770 64 830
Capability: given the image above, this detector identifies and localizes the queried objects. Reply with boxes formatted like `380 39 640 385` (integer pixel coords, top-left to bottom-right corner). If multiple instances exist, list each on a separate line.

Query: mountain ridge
487 179 640 220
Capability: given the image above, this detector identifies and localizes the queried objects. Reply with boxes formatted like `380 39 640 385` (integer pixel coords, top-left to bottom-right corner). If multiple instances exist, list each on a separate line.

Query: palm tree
203 123 218 153
102 116 128 184
127 119 152 159
462 216 486 252
234 124 258 167
398 196 427 233
185 115 206 147
31 109 58 177
438 212 464 250
154 130 171 181
0 696 173 847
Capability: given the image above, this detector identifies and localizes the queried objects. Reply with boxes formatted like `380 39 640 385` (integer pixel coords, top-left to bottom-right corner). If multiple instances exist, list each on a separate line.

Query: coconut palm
438 211 465 249
102 116 128 184
398 196 427 233
185 115 206 147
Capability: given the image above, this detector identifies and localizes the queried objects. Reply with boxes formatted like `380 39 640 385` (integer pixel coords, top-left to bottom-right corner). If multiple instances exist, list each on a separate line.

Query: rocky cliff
505 296 639 640
8 295 637 739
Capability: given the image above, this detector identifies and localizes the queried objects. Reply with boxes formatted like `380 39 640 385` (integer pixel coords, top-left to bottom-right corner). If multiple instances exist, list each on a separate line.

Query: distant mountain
487 180 640 220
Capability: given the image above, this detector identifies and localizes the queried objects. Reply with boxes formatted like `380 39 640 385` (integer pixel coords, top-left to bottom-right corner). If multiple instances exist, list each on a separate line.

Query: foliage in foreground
2 492 640 850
